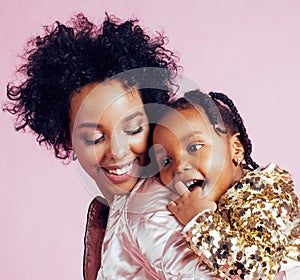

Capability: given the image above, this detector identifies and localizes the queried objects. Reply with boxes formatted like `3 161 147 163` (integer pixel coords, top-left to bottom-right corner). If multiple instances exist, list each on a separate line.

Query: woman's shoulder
128 177 174 213
135 177 171 194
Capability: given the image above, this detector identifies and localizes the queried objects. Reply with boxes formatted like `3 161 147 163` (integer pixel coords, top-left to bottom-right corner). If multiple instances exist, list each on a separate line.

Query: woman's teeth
107 163 133 175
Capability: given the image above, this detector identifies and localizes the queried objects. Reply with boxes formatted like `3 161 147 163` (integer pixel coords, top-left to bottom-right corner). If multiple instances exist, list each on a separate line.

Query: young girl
4 14 213 279
153 90 300 279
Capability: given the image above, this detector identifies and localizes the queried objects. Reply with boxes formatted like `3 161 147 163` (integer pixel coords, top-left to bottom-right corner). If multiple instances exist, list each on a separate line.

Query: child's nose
175 160 192 174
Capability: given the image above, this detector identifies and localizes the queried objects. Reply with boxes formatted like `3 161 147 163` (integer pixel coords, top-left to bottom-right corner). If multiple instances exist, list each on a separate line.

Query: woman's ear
230 133 244 163
66 141 73 150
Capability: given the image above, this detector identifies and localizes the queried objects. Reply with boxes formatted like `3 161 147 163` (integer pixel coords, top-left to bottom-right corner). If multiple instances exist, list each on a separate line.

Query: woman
4 13 213 279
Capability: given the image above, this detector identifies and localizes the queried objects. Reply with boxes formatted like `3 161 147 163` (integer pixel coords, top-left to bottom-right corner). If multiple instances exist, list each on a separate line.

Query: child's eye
160 157 172 167
187 143 203 153
124 126 144 135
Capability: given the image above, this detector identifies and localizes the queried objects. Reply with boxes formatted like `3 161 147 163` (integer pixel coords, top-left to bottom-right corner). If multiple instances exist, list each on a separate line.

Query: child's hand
167 181 217 226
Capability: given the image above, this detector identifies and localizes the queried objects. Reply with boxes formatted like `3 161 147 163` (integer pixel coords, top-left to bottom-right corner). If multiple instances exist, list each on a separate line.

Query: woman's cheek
130 129 150 155
77 144 100 166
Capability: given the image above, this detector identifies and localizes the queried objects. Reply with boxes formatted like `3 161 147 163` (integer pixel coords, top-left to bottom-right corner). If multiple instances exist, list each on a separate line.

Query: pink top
97 177 215 279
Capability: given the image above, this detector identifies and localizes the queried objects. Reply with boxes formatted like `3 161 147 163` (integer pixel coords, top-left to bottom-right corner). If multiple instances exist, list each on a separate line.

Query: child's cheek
160 171 172 187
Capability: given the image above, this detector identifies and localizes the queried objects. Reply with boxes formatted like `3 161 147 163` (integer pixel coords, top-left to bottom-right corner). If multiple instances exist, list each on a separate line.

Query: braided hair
171 90 259 170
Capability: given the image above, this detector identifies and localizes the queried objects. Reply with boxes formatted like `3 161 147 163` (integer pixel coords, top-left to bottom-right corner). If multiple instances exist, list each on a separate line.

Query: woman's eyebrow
77 123 102 129
76 111 144 129
122 111 144 123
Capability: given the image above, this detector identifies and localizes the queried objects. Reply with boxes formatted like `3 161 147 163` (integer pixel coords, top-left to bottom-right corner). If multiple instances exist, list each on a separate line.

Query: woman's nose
106 133 130 160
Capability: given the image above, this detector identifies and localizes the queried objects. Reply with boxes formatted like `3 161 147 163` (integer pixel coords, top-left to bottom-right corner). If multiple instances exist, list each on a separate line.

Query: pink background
1 1 299 279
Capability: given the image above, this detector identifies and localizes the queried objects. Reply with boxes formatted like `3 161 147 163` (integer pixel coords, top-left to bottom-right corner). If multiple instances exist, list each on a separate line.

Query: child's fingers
175 181 189 196
167 201 177 214
191 186 205 198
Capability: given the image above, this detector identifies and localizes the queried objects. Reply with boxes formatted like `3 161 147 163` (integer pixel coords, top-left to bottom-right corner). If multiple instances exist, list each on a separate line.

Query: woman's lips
100 159 138 183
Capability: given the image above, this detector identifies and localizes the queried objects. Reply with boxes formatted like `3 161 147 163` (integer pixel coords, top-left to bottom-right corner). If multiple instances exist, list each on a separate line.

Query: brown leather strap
83 197 109 280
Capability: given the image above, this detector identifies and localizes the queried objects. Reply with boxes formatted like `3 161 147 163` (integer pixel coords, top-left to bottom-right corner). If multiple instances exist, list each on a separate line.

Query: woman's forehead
69 80 145 128
72 81 141 113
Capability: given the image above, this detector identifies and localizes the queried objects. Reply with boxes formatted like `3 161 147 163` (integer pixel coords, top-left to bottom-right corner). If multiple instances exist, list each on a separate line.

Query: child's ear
230 133 244 162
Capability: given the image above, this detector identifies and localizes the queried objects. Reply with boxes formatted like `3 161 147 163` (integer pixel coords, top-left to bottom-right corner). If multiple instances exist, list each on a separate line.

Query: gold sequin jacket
185 163 300 280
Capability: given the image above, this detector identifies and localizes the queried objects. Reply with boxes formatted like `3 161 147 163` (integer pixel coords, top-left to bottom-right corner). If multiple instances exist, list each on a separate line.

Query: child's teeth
186 180 197 187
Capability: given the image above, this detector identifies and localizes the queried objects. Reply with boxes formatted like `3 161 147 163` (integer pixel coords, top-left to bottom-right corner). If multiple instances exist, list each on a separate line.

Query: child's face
153 105 243 201
69 80 150 201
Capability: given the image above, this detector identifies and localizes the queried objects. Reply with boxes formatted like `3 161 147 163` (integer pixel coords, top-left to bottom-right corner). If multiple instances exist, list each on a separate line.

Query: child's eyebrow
179 131 203 142
153 145 167 156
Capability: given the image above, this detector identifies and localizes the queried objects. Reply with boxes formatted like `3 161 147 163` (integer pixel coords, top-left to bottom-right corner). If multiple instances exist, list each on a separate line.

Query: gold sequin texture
184 164 300 280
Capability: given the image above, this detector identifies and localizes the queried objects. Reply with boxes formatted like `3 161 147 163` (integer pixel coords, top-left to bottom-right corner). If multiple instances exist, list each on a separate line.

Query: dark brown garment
83 197 109 280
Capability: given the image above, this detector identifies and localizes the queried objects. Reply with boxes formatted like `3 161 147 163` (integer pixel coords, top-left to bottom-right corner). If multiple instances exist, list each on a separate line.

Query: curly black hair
4 13 179 160
169 90 259 170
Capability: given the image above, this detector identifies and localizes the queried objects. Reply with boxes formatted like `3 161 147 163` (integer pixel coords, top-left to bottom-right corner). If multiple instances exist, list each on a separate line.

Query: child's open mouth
185 179 205 191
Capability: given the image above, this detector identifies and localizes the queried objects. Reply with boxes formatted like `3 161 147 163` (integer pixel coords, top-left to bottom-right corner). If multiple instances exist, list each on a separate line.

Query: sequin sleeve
184 164 300 280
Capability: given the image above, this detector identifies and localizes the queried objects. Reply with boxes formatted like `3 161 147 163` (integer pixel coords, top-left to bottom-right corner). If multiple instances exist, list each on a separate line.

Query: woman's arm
83 197 109 280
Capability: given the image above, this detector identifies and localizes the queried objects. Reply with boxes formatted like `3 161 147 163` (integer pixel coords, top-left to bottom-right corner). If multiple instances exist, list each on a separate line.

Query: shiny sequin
184 163 300 280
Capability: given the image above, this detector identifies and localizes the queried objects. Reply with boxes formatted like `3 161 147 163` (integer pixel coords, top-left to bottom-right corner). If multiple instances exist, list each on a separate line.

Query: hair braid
209 92 259 170
183 90 221 129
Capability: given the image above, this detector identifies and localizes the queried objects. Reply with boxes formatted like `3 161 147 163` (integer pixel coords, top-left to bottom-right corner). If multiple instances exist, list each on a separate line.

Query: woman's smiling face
69 80 150 201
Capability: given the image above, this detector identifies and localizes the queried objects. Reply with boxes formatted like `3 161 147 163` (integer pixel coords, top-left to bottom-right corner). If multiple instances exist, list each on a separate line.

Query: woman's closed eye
123 126 144 135
83 131 104 145
187 143 203 153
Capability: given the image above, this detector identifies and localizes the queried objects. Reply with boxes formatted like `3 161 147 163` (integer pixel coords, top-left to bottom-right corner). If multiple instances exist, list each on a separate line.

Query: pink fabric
97 177 214 279
274 271 286 280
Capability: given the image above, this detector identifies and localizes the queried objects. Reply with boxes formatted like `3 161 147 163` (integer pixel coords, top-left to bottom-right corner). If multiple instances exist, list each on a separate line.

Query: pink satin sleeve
97 177 216 279
126 178 216 279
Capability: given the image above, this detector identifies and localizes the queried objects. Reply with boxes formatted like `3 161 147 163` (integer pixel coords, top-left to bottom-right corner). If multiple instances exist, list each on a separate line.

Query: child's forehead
155 104 212 138
161 104 209 125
